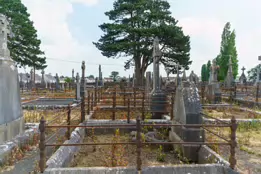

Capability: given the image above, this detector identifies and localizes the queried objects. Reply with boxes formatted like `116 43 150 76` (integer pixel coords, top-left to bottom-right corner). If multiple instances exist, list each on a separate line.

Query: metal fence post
94 87 97 106
229 116 237 169
91 92 94 111
127 98 130 123
142 91 145 120
80 61 86 123
87 92 90 115
134 88 136 108
136 116 142 171
39 117 46 173
67 104 71 140
112 88 116 120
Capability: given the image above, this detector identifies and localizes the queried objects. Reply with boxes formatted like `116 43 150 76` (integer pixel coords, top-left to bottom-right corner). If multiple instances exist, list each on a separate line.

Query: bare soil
92 110 143 120
203 107 261 119
70 133 181 168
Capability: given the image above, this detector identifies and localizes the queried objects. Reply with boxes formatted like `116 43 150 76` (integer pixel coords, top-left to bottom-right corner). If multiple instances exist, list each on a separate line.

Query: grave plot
203 107 261 119
70 129 182 168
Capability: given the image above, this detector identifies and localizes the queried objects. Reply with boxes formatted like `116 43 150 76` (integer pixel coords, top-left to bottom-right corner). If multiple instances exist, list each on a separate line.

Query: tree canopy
93 0 191 85
110 71 119 82
247 65 261 82
201 64 208 82
216 22 238 81
0 0 46 70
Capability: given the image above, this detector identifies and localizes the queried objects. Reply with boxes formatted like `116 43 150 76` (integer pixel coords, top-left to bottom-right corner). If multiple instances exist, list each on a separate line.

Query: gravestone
189 71 199 84
29 68 34 90
206 59 221 104
175 63 182 86
98 65 103 86
225 57 234 88
75 73 80 100
165 66 171 81
145 72 152 106
239 67 247 85
41 69 46 88
95 77 98 88
55 73 60 90
150 37 167 119
182 69 187 81
72 69 75 84
19 73 24 89
0 14 24 143
169 80 204 162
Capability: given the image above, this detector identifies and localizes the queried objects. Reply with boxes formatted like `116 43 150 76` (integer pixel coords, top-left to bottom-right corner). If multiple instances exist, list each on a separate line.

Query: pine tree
0 0 47 73
201 64 207 82
206 60 211 81
93 0 191 86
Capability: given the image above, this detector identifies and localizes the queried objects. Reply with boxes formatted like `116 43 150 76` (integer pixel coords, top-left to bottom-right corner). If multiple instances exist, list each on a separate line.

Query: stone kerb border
43 164 239 174
0 125 38 166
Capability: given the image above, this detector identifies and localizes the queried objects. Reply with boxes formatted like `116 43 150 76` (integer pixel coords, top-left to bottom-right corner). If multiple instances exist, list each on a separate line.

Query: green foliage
64 77 72 83
0 0 47 69
88 75 95 79
216 22 238 81
206 60 211 80
93 0 191 85
156 145 166 162
110 71 119 81
201 64 207 82
247 64 261 82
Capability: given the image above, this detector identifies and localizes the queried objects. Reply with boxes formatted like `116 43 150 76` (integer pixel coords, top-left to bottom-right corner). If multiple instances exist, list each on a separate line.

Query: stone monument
206 59 221 104
165 66 171 81
182 68 187 81
239 67 247 85
189 71 199 84
0 14 24 143
150 37 167 119
29 68 34 89
98 64 103 86
169 80 204 162
55 73 60 90
72 69 75 83
41 69 46 88
224 56 234 88
75 72 80 100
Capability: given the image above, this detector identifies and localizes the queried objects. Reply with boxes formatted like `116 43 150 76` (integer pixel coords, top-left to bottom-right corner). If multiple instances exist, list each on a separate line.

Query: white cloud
70 0 99 6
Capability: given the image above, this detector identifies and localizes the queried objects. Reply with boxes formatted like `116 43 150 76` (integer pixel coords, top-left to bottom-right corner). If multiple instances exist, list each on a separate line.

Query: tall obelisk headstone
150 37 167 119
225 56 234 88
0 14 24 143
75 72 80 100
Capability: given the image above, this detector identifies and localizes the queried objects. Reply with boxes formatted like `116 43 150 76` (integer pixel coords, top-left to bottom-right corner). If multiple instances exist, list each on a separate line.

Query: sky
19 0 261 78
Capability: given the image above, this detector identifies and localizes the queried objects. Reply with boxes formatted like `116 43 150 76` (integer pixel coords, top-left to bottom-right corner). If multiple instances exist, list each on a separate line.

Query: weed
156 145 166 162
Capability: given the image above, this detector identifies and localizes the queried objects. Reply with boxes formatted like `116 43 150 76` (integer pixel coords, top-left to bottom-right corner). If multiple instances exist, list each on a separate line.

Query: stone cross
152 37 162 91
242 66 245 74
72 69 75 83
0 14 11 58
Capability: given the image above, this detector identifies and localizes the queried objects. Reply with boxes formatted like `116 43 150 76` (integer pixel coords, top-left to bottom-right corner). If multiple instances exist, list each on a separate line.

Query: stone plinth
150 91 168 119
206 83 221 104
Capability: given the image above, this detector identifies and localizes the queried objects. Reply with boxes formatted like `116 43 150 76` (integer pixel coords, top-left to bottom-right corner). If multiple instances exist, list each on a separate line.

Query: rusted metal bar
112 87 116 120
39 117 46 173
45 141 230 147
136 116 142 171
201 113 231 125
170 93 174 120
203 127 230 143
229 116 237 169
45 123 231 128
127 98 130 123
142 91 145 120
80 61 85 123
67 104 71 140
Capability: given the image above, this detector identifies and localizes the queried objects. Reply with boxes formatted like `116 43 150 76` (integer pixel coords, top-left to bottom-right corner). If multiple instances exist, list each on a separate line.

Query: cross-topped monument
152 36 162 92
0 14 11 58
209 59 219 83
239 66 247 85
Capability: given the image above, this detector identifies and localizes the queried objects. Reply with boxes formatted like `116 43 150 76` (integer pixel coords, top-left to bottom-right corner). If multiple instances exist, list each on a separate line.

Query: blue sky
20 0 261 78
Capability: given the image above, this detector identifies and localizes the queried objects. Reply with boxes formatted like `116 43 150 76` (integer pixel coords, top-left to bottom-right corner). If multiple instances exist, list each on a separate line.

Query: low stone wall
0 124 38 166
43 164 238 174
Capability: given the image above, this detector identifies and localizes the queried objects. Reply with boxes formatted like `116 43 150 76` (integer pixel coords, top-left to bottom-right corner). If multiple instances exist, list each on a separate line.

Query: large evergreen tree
206 60 211 81
216 22 238 81
93 0 191 86
0 0 47 74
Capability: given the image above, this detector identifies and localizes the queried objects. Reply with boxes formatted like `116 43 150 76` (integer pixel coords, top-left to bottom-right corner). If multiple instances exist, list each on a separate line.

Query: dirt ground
92 110 143 120
203 107 261 119
70 133 181 168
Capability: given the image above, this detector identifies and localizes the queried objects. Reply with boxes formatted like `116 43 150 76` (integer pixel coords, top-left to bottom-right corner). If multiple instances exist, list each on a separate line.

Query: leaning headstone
169 80 204 162
75 73 80 100
206 59 221 104
150 37 167 119
0 14 24 143
225 57 234 88
239 67 247 85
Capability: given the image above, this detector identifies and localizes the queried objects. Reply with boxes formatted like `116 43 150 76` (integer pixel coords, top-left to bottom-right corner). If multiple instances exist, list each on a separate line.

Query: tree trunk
134 59 146 87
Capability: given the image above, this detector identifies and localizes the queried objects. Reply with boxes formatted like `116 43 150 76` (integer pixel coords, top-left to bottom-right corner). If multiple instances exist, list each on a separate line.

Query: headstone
239 67 247 85
225 56 234 88
55 73 60 90
169 81 204 162
150 37 167 119
19 73 24 89
182 68 187 81
206 59 221 104
29 68 34 89
72 69 75 84
145 72 152 105
80 61 86 99
175 63 182 86
75 73 80 100
41 69 46 88
95 77 98 88
189 71 199 84
0 14 24 143
165 66 171 81
98 65 103 86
